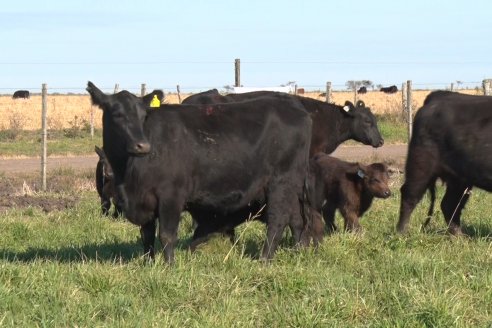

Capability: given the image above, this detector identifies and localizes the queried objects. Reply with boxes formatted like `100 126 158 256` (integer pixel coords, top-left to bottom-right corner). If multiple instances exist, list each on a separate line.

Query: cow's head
87 82 164 155
95 145 114 180
356 162 391 198
342 100 384 148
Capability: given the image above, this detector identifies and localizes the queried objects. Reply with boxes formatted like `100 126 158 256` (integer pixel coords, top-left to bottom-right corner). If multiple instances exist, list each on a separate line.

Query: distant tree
346 80 373 91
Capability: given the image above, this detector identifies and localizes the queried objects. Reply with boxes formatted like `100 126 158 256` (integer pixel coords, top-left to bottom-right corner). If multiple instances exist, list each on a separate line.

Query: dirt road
0 144 408 173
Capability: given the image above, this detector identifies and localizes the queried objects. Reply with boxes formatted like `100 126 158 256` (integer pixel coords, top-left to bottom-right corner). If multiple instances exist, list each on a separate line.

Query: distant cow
95 146 121 218
357 86 367 94
310 154 391 232
12 90 30 99
87 82 313 262
380 85 398 94
398 91 492 235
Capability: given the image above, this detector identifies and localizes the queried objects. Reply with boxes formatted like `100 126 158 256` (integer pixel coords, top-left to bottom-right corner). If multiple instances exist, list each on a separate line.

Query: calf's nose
384 190 391 198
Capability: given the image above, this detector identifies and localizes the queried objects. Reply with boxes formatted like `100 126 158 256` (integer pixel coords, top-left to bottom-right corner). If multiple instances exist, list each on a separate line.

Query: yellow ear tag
150 95 160 108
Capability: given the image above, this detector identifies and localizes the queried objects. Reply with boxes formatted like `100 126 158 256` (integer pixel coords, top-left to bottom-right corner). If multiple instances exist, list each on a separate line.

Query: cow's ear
87 82 109 108
342 101 355 116
142 90 164 106
356 100 365 108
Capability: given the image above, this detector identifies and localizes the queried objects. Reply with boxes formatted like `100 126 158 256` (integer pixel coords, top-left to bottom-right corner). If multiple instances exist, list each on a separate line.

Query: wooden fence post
141 83 146 97
90 105 94 139
176 85 182 104
41 83 48 191
402 82 407 117
484 79 492 96
406 80 413 141
353 85 358 104
325 81 332 103
114 83 119 94
450 83 454 92
235 58 241 87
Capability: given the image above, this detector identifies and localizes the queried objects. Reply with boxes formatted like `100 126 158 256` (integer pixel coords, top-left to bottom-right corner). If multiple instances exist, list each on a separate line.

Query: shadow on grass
0 237 205 263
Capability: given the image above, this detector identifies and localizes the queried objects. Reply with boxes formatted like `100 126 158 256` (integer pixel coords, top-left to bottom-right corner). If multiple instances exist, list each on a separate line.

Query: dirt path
0 144 408 173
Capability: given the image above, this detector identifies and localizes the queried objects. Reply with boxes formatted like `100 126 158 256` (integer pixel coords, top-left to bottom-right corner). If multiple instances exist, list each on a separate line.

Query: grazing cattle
12 90 30 99
357 86 367 94
380 85 398 94
87 81 313 262
398 91 492 235
183 90 384 248
184 90 384 156
309 154 391 232
95 146 121 218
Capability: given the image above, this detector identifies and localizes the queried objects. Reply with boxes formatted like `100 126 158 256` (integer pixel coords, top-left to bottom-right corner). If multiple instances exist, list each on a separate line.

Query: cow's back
411 92 492 190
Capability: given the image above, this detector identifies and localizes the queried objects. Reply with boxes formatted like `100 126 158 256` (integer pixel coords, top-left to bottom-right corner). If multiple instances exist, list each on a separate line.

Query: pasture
0 89 481 131
0 168 491 327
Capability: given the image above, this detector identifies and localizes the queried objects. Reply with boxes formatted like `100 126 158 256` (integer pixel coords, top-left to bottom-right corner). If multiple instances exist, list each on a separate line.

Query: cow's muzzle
129 142 151 155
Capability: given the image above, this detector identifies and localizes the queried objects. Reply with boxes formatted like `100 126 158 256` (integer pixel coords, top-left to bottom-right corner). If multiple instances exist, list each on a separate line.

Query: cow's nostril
135 142 151 153
379 139 384 147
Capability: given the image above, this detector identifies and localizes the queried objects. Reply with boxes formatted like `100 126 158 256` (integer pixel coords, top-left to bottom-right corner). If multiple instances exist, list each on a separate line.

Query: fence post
90 105 94 139
353 85 358 104
114 83 119 94
176 85 182 104
141 83 146 97
406 80 413 141
484 79 492 96
450 83 454 92
325 81 332 103
402 82 407 117
235 58 241 87
41 84 48 191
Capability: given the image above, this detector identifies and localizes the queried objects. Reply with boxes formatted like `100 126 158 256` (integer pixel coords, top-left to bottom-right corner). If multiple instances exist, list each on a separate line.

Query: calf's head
86 82 164 156
357 162 391 198
95 146 114 181
342 100 384 148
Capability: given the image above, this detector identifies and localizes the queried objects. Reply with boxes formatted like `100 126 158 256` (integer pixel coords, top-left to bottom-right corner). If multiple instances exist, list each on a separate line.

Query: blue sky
1 0 491 93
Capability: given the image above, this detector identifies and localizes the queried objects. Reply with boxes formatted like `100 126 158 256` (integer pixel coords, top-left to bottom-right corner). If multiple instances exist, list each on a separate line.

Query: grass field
0 170 491 327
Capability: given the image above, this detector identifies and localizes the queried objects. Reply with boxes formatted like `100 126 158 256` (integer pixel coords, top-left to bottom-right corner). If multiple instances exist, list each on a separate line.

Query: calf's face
359 163 391 198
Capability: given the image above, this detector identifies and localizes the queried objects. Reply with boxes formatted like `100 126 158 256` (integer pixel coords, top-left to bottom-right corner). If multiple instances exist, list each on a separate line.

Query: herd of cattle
87 82 492 262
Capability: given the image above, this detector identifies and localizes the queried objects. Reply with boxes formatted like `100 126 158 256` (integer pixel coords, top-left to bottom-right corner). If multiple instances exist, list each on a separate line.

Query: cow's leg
158 199 184 264
288 199 306 246
140 220 156 259
261 185 292 260
101 198 111 216
189 224 214 252
440 180 470 236
339 206 361 232
322 202 337 233
397 148 438 233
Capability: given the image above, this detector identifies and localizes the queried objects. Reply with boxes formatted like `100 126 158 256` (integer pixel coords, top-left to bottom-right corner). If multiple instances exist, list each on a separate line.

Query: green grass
0 129 102 157
377 114 409 144
0 179 491 327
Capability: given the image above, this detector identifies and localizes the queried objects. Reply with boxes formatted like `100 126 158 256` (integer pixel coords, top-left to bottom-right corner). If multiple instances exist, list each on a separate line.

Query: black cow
12 90 30 99
357 86 367 94
398 91 492 235
380 85 398 94
184 90 384 156
87 82 313 262
183 90 384 248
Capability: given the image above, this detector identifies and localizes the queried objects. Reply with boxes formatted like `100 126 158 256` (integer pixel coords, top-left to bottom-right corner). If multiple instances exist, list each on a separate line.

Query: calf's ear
94 145 105 159
86 81 109 108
